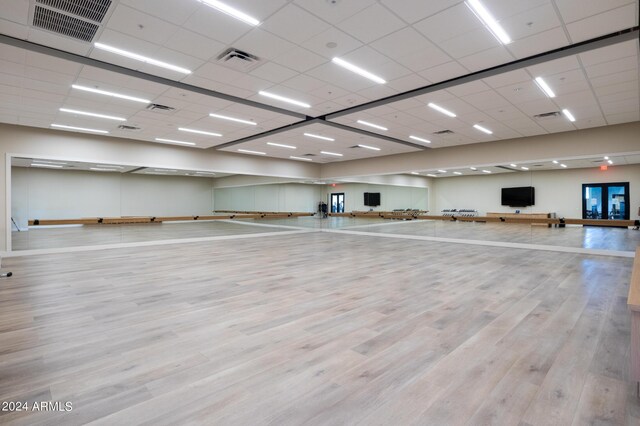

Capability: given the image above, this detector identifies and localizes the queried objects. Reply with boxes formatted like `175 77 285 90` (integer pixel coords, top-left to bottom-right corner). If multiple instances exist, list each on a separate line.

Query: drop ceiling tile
0 60 24 77
369 27 432 60
272 46 327 73
594 81 639 97
501 3 562 40
457 46 515 72
24 67 77 86
281 74 327 93
300 27 363 59
234 29 296 61
439 29 500 60
461 90 511 109
387 74 431 92
506 27 569 59
183 5 252 44
566 4 638 43
585 56 638 79
380 0 459 24
262 4 330 43
413 3 482 44
526 55 581 77
1 0 29 25
27 28 91 56
309 84 350 101
0 44 26 65
579 39 638 66
447 80 492 97
336 4 405 43
106 4 179 45
394 45 453 73
249 62 298 84
573 116 607 129
483 69 531 88
294 0 375 25
0 19 28 39
306 62 378 92
25 52 83 76
496 81 545 104
516 98 562 115
604 111 638 124
589 70 638 88
554 0 636 23
164 29 225 62
120 0 201 25
418 61 470 84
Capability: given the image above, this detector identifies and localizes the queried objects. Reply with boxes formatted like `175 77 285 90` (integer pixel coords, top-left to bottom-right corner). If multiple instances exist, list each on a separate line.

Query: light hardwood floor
0 231 638 425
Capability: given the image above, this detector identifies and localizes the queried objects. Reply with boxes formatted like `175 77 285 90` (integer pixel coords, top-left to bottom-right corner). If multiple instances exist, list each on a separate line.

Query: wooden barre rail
329 211 640 227
28 212 315 226
628 248 640 387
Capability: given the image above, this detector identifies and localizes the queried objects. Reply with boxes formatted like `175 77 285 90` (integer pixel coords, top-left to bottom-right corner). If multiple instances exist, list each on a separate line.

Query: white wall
11 167 214 228
433 164 640 217
325 183 428 211
214 183 323 212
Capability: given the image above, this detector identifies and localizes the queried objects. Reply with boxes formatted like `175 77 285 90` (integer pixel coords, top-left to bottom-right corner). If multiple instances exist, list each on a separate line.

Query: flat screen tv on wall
364 192 381 207
501 186 535 207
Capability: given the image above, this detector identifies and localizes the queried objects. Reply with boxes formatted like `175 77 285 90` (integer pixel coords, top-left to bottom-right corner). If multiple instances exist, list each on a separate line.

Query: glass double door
330 193 345 213
582 182 629 220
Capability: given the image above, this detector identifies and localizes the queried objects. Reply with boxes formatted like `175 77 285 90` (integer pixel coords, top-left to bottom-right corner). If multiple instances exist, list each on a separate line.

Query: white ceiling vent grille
35 0 112 23
533 111 561 120
33 5 100 42
216 48 261 72
145 103 176 114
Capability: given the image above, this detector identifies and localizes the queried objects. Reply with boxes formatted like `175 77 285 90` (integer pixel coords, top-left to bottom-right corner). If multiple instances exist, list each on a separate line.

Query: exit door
330 193 345 213
582 182 629 220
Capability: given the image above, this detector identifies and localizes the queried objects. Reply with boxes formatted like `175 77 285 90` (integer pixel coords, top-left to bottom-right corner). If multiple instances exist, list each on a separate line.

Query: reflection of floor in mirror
0 232 635 425
11 217 640 251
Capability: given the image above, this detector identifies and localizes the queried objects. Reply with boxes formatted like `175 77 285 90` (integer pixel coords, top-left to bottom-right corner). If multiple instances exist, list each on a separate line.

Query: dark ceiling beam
324 27 640 120
0 33 308 120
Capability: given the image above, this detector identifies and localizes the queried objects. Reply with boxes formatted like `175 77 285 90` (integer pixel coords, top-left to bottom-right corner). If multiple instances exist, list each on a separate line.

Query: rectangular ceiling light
154 138 196 146
331 57 386 84
258 91 310 108
267 142 296 149
51 124 108 134
470 167 477 171
427 174 437 177
209 113 256 125
290 156 312 161
473 124 493 134
510 163 517 167
552 160 559 164
178 127 222 137
71 84 151 103
59 108 126 121
521 166 529 170
411 172 419 175
482 170 492 173
94 43 192 74
409 135 431 144
33 160 67 165
356 120 387 131
90 167 118 171
561 163 568 168
31 163 63 168
562 109 576 122
95 165 124 169
195 171 216 175
453 171 462 175
534 77 556 98
321 151 343 157
465 0 511 44
238 149 266 155
154 169 177 172
304 133 334 141
198 0 260 26
438 169 447 173
427 102 456 118
358 144 380 151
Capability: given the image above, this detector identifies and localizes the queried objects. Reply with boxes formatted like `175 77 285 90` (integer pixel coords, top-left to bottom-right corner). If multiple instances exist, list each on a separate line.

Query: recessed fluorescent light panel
473 124 493 134
178 127 222 137
562 109 576 122
411 172 420 175
94 43 191 74
356 120 387 131
453 171 462 175
560 164 568 168
358 144 380 151
438 170 447 173
427 174 437 177
90 167 118 171
465 0 511 44
521 166 529 170
209 113 256 125
552 160 559 164
51 124 108 134
59 108 126 121
534 77 556 98
267 142 296 149
195 171 216 175
510 164 517 168
304 133 334 141
409 135 431 144
198 0 260 26
31 163 63 168
33 160 67 165
604 156 609 160
427 103 456 118
331 57 386 84
290 156 312 161
482 170 492 173
258 91 310 108
71 84 151 103
470 167 477 171
238 149 266 155
607 160 613 165
154 138 196 146
321 151 343 157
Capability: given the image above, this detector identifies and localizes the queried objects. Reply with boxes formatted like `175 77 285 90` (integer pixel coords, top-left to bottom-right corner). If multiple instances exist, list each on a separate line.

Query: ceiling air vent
217 47 261 72
433 130 454 135
33 5 100 42
302 153 316 157
117 124 141 131
533 111 561 120
36 0 112 23
146 103 176 113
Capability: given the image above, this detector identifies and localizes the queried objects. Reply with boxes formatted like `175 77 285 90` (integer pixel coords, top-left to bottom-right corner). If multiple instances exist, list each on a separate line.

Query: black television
501 186 535 207
364 192 380 206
